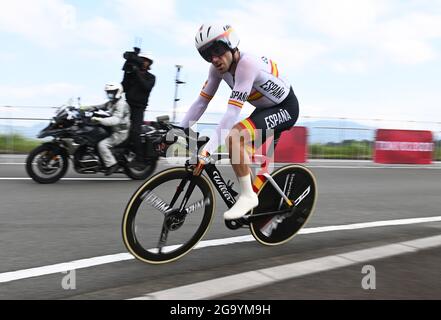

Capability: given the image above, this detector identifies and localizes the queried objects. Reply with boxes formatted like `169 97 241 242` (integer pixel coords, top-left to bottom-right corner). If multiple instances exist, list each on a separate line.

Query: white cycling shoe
223 193 259 220
223 174 259 220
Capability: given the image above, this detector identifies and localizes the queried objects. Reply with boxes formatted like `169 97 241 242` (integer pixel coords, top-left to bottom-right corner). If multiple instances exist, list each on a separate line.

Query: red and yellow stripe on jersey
247 90 264 102
228 99 244 109
270 60 279 77
200 91 213 101
239 118 257 141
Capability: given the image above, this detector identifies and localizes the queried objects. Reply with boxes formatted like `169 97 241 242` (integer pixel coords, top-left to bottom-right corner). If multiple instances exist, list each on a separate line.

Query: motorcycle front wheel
26 144 69 184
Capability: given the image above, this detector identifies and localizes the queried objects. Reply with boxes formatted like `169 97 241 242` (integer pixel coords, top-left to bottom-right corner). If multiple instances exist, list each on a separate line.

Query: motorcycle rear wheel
123 159 157 180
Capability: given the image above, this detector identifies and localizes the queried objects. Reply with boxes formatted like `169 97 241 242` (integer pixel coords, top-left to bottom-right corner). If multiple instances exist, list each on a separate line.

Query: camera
122 47 144 72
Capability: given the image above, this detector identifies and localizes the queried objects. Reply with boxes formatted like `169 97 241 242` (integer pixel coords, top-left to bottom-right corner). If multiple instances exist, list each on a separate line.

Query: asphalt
0 156 440 300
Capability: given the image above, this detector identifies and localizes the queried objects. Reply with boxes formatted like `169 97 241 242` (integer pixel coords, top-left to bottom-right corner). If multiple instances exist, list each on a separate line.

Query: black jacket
122 69 156 108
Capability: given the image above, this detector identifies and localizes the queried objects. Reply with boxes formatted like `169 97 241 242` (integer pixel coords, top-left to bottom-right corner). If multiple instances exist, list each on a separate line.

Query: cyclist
179 23 299 220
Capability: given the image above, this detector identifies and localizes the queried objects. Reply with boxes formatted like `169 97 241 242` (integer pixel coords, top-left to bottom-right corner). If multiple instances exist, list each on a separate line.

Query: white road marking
131 234 441 300
307 165 441 169
1 159 441 170
0 177 131 181
0 216 441 284
300 216 441 233
0 163 26 165
1 163 441 181
0 254 134 284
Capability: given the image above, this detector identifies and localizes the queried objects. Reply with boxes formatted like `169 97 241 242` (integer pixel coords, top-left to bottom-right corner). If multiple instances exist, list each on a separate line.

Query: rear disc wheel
250 165 317 246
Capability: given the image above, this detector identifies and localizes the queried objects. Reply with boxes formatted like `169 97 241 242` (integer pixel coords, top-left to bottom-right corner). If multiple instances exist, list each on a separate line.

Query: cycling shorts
239 87 299 151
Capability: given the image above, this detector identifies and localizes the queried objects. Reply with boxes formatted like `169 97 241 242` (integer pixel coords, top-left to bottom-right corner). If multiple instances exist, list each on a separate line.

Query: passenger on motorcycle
81 83 131 176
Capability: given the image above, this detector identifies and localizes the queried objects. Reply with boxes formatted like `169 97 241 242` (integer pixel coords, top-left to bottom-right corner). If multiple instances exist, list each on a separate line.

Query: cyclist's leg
248 87 299 148
223 120 259 220
224 88 299 220
242 88 299 192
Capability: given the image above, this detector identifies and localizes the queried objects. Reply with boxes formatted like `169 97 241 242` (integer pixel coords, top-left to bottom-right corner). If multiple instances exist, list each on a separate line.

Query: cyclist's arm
179 66 221 129
204 105 241 154
204 57 259 154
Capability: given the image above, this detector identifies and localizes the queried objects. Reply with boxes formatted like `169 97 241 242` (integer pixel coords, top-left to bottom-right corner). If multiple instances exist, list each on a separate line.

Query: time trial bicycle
122 128 317 264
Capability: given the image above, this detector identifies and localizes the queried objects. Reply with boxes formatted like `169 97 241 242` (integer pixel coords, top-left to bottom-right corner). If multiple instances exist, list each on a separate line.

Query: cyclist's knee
226 125 247 153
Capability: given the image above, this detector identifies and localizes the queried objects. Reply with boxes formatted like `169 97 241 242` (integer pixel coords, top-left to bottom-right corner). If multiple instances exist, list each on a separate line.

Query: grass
435 141 441 161
1 134 440 161
0 134 41 153
309 141 373 160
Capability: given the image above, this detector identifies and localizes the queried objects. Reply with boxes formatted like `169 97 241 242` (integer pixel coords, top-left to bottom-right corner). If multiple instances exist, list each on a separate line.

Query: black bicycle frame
204 162 237 209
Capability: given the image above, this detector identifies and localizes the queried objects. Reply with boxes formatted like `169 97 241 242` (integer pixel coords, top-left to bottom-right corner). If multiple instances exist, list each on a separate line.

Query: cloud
375 13 441 64
114 0 199 50
77 17 125 48
300 90 441 127
0 83 83 106
214 2 329 70
0 0 125 49
294 0 388 40
202 0 441 72
115 0 177 28
0 0 73 47
330 60 369 73
290 0 441 67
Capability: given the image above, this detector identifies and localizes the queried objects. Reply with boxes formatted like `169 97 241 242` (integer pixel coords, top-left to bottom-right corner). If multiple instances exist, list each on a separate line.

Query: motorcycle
26 105 175 184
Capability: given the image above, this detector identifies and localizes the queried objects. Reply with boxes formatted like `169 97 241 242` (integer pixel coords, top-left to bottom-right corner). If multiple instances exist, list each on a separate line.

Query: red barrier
374 129 434 164
253 126 308 164
274 126 308 163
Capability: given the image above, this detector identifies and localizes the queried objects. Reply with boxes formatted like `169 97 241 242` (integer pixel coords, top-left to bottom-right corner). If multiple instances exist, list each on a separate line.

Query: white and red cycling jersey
179 51 292 154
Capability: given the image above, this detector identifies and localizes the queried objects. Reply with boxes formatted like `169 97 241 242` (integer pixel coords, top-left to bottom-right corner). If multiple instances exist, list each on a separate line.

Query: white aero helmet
138 51 154 63
104 83 123 100
195 24 240 62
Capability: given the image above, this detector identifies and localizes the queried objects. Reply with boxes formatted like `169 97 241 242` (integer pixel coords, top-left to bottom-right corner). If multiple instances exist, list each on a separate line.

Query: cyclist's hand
194 150 211 176
198 150 211 163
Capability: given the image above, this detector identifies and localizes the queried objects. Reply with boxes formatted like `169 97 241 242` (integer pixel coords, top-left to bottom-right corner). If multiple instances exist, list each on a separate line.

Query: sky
0 0 441 130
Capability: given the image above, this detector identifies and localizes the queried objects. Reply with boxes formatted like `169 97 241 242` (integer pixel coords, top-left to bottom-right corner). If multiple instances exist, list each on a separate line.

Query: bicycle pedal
225 219 244 230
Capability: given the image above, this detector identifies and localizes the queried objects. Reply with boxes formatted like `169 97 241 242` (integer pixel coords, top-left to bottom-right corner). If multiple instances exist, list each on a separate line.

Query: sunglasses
199 41 230 63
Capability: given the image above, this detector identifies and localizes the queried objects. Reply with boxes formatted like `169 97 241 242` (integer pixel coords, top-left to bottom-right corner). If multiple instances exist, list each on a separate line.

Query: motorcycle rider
81 83 131 176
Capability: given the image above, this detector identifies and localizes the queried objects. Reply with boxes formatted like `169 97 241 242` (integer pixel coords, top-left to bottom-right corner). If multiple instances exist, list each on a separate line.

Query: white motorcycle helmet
105 83 123 101
195 23 240 62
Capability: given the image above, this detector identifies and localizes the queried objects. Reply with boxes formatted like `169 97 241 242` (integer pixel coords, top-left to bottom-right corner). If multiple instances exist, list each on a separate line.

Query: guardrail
1 106 440 161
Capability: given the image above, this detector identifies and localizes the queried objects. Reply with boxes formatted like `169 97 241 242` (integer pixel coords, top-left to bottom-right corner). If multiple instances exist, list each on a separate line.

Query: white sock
224 174 259 220
239 174 255 197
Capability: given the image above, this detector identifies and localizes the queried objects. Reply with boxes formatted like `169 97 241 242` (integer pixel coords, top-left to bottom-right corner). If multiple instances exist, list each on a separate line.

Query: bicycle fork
157 174 196 252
